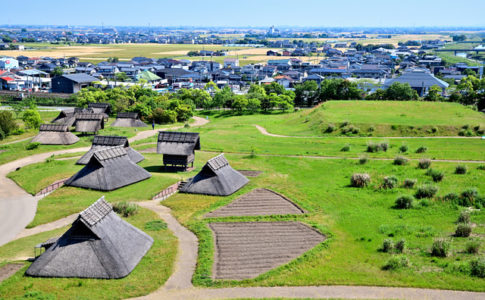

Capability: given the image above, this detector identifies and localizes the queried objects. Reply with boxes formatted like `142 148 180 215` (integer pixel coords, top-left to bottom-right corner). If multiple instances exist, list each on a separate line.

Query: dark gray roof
61 73 98 84
39 124 68 132
112 112 147 127
117 112 139 119
157 131 200 156
31 130 80 145
74 114 105 133
87 102 111 114
66 146 151 191
384 68 449 89
26 197 153 279
77 135 144 165
180 153 249 196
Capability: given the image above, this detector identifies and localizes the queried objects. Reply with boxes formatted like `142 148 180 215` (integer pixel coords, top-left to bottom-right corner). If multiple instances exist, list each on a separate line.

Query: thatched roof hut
76 135 144 165
51 108 94 127
157 131 200 170
31 124 80 145
180 153 248 196
66 146 151 191
111 112 147 127
87 103 111 120
74 113 105 134
26 197 153 279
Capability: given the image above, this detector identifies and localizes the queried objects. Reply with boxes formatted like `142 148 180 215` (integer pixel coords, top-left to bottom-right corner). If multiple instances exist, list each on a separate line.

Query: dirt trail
0 117 208 247
255 124 484 139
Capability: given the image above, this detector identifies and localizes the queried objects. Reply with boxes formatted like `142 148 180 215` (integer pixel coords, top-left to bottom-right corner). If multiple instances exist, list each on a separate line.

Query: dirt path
0 116 208 247
255 125 484 139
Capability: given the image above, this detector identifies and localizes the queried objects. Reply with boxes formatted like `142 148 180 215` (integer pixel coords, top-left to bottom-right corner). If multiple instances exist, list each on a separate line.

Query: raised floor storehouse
77 135 144 165
157 131 200 170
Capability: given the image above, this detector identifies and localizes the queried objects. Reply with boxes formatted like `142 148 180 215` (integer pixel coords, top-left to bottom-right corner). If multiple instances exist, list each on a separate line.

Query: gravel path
0 116 208 247
255 124 484 139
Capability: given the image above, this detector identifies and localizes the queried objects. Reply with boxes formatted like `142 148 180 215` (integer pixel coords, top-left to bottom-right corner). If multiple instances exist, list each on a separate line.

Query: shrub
462 124 470 130
458 210 471 224
340 144 351 152
184 123 190 128
325 124 335 133
22 109 42 129
382 176 398 189
444 192 459 202
431 239 450 257
340 120 350 127
144 220 167 231
395 239 406 253
470 258 485 278
367 142 388 153
380 142 389 152
455 165 467 174
359 156 368 165
113 201 139 217
382 239 394 253
391 124 398 130
368 126 375 132
403 179 417 188
427 169 444 182
415 185 438 199
351 173 370 187
416 146 428 153
465 240 481 254
26 142 40 150
431 126 438 133
395 195 414 209
399 145 408 153
460 188 479 206
393 156 408 165
0 110 18 137
418 159 431 169
382 256 409 270
151 108 177 124
455 224 472 237
477 165 485 171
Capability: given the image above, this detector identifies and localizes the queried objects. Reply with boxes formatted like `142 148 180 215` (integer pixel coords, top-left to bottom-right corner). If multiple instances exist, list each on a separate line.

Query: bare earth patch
237 170 262 177
206 188 304 217
209 222 325 280
0 263 24 283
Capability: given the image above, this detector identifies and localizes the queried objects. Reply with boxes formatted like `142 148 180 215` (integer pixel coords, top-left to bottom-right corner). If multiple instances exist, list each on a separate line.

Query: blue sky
2 0 485 27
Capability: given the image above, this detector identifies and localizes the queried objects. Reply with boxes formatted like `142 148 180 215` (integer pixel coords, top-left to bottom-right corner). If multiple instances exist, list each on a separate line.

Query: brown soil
206 188 305 218
237 170 262 177
209 221 325 280
0 263 24 283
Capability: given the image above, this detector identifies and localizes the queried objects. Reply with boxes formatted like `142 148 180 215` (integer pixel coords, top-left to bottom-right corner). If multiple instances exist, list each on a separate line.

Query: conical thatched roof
51 108 94 127
26 197 153 279
111 112 147 127
31 124 80 145
66 146 151 191
180 153 248 196
76 135 144 165
74 113 105 133
157 131 200 155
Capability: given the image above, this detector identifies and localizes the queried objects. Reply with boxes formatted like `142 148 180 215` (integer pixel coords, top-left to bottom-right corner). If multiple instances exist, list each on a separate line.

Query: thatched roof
51 108 94 127
31 124 80 145
180 153 248 196
26 197 153 279
76 135 144 165
88 102 111 114
157 131 200 156
66 146 151 191
111 112 147 127
74 113 105 133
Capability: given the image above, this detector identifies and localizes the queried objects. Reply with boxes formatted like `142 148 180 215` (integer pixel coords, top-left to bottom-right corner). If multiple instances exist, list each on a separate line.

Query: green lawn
163 152 485 291
0 208 177 299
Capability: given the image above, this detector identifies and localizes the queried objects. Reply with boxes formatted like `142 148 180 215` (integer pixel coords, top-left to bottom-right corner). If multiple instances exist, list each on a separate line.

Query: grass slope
0 208 177 299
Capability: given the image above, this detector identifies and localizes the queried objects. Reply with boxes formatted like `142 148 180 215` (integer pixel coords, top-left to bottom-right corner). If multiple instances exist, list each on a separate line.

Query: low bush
458 210 471 224
459 188 479 206
418 159 431 169
380 142 389 152
415 185 438 199
427 169 444 182
399 145 408 153
444 192 459 202
325 124 336 133
477 165 485 170
395 195 414 209
340 120 350 127
340 144 351 152
431 126 438 133
350 173 370 187
455 165 467 174
113 201 139 217
455 223 472 237
465 240 481 254
382 239 394 253
393 156 408 166
395 239 406 253
368 126 375 132
403 179 417 189
470 258 485 278
359 156 368 165
416 146 428 153
26 142 40 150
367 142 388 153
382 176 398 189
431 238 450 257
382 255 409 270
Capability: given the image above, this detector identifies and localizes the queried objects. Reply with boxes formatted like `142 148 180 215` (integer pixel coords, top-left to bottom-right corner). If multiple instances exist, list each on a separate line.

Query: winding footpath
1 118 485 299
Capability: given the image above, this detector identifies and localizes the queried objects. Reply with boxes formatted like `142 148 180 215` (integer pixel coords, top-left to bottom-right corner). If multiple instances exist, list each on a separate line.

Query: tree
384 82 419 100
424 85 444 102
213 86 234 109
204 81 220 93
247 98 261 112
294 80 319 106
22 109 42 129
51 66 64 77
264 82 285 95
0 110 18 139
115 72 128 85
452 35 467 42
151 108 177 124
232 95 248 112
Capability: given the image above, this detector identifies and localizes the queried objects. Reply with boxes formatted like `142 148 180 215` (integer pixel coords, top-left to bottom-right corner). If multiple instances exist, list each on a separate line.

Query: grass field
0 208 177 299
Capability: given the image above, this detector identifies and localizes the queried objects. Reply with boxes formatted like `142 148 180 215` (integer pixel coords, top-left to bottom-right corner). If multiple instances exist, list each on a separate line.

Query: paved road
0 116 208 247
